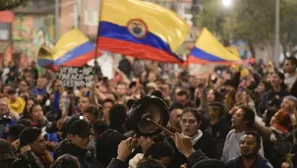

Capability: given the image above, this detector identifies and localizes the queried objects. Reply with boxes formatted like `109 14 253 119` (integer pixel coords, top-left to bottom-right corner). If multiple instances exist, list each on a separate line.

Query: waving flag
188 28 241 64
38 29 98 71
97 0 189 63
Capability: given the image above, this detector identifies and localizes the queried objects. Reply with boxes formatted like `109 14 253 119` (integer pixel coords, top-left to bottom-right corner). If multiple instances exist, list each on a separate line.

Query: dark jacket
193 131 218 159
21 151 50 168
210 119 231 158
226 155 273 168
167 132 217 168
108 149 208 168
54 140 103 168
258 90 289 109
96 129 126 167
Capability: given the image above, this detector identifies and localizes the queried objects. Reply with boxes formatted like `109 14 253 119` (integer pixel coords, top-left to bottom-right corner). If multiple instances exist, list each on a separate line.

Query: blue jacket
226 155 273 168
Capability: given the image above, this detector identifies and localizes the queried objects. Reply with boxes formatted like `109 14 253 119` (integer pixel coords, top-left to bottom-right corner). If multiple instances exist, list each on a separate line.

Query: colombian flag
38 29 98 71
97 0 189 63
188 28 242 64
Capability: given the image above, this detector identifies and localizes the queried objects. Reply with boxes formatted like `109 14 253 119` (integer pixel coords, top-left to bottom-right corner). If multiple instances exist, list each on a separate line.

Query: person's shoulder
226 129 236 138
226 156 240 166
258 155 273 168
201 131 214 140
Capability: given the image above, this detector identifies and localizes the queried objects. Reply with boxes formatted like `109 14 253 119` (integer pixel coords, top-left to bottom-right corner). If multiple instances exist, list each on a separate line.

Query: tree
0 0 29 10
195 0 297 57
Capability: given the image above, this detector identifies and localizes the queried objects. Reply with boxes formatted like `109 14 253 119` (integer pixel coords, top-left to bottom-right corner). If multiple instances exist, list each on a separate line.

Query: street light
274 0 280 66
222 0 232 7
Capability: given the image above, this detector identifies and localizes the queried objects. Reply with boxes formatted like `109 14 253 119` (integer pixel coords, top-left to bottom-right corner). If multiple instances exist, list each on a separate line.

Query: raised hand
173 133 195 158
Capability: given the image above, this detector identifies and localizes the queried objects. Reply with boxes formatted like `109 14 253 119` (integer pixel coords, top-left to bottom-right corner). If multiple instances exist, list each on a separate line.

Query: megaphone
127 96 171 137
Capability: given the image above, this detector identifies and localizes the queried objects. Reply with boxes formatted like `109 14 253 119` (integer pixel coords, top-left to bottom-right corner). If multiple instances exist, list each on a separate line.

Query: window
84 10 98 26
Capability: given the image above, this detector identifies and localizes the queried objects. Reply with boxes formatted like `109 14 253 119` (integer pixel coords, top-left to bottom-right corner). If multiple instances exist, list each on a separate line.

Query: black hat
192 159 227 168
0 139 17 161
8 124 26 138
64 116 80 135
19 127 41 148
68 119 94 138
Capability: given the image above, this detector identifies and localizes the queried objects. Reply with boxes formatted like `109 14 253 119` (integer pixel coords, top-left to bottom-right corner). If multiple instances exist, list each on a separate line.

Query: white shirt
221 129 265 163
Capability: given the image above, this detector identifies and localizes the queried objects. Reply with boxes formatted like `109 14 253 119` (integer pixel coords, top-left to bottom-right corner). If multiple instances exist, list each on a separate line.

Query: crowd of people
1 56 297 168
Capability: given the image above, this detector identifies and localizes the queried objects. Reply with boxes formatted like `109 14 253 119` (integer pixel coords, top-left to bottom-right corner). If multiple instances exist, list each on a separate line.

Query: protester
2 34 297 168
226 131 273 168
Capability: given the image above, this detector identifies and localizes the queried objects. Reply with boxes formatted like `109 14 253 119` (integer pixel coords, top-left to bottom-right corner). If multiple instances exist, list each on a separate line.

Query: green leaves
196 0 297 54
0 0 29 10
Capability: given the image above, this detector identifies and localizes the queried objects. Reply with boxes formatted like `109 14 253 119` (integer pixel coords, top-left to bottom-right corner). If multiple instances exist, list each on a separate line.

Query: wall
13 14 55 65
59 0 100 40
0 11 14 66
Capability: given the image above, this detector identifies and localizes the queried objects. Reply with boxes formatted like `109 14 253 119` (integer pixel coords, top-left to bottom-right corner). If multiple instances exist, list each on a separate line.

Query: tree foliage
196 0 297 56
0 0 29 10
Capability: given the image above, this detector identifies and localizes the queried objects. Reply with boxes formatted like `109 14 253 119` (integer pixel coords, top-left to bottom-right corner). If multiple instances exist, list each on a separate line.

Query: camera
0 115 12 125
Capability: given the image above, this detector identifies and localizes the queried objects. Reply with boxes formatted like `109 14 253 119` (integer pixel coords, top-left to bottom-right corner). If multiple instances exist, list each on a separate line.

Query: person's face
176 95 187 106
102 102 113 122
98 85 107 93
25 75 33 83
148 72 156 82
283 60 295 73
162 84 170 96
223 71 231 80
0 98 9 115
170 109 183 130
281 98 295 112
239 78 248 88
26 100 34 112
54 82 62 92
31 134 47 155
194 87 202 99
72 135 90 149
30 105 44 121
20 81 29 92
271 73 282 87
37 78 45 89
83 113 97 125
232 108 245 129
266 73 272 83
130 86 138 94
8 93 17 101
3 86 10 94
225 85 235 93
175 88 182 98
181 112 199 137
78 97 90 112
116 84 127 96
207 89 215 102
209 109 219 121
139 136 153 152
256 82 265 93
240 134 260 157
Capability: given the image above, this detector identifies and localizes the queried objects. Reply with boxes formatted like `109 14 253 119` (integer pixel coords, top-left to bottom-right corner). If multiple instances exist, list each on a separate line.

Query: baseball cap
19 127 42 148
68 119 94 138
0 139 17 161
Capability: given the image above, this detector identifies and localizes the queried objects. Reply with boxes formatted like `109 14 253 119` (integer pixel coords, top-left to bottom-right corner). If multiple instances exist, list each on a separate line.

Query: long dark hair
22 98 35 119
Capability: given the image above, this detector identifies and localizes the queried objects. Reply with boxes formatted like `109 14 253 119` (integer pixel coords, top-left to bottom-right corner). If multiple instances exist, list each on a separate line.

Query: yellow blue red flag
38 29 98 71
97 0 189 63
188 28 242 64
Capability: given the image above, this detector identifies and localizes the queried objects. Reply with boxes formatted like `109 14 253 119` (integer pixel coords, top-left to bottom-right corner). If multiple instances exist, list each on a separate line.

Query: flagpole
91 0 104 106
94 0 104 63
